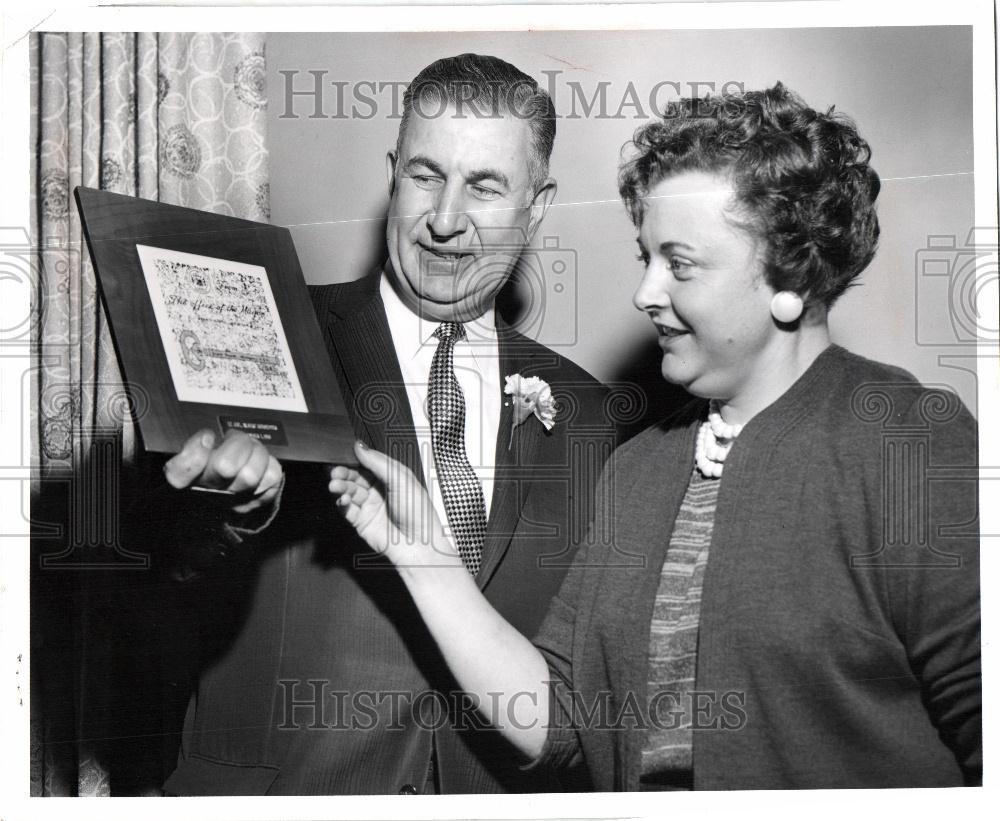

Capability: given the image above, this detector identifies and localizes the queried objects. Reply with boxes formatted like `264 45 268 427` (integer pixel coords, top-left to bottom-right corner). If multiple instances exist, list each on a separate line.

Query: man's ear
526 178 558 241
385 151 398 197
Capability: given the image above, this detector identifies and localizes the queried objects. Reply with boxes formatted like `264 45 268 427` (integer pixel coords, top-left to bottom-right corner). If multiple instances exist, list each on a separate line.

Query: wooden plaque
75 187 355 464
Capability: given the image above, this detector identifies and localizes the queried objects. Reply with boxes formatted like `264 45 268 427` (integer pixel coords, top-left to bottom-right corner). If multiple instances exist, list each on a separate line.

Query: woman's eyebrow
646 239 697 254
661 241 697 252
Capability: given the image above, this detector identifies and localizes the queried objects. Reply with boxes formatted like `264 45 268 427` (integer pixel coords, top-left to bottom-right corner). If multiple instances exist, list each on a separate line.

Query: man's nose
632 262 671 313
427 183 470 239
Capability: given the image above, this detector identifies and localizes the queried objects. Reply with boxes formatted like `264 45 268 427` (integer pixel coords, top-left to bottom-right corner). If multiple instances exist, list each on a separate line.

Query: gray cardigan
530 345 981 789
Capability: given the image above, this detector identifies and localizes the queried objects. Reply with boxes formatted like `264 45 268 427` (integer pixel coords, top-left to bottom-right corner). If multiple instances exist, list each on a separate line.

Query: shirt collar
379 267 498 364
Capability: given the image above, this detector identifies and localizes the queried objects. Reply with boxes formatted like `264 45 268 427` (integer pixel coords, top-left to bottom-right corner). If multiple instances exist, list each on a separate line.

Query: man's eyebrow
404 155 445 177
404 155 510 190
467 169 510 190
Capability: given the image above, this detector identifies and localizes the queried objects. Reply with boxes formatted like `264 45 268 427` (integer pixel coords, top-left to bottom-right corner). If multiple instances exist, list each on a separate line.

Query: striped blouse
639 467 719 790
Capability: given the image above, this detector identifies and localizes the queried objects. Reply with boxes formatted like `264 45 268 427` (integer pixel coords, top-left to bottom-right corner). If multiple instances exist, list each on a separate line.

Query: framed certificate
75 187 355 463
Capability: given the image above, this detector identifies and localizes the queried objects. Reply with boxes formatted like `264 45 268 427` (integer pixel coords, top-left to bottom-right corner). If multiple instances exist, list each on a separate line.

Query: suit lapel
476 323 543 589
319 281 546 586
318 276 425 486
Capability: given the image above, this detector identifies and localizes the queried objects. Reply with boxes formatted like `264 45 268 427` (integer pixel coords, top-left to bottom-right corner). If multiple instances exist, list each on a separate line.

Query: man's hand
164 429 283 516
329 441 459 569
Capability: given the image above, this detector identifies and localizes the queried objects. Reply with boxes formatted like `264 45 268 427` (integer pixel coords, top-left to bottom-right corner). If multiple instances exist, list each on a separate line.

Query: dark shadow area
30 443 256 795
605 336 695 440
500 273 692 440
356 214 389 283
30 246 683 796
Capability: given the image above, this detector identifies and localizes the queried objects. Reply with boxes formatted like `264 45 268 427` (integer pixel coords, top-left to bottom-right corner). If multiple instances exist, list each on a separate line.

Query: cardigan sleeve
522 411 698 779
520 462 618 774
523 560 586 773
889 393 981 784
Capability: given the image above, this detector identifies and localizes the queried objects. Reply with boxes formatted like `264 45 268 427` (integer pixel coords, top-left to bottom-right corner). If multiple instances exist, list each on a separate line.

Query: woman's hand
331 442 550 759
329 441 460 569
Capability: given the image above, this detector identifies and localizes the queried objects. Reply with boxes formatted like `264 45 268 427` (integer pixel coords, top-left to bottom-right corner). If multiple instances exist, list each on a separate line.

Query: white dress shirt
379 273 501 541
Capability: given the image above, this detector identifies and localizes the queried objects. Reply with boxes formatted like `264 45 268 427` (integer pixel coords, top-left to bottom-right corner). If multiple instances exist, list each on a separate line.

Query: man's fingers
163 429 216 489
254 456 283 496
167 430 281 497
231 440 271 494
255 483 281 507
200 431 259 490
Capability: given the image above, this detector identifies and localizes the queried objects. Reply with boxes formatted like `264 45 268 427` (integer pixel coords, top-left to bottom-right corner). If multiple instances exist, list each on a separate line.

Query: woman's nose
632 263 670 313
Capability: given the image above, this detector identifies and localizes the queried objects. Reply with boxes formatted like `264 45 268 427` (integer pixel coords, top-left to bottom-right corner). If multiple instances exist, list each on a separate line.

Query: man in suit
161 53 618 795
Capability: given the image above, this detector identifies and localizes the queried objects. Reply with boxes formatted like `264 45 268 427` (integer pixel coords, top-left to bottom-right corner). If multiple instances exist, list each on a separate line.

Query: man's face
385 102 555 322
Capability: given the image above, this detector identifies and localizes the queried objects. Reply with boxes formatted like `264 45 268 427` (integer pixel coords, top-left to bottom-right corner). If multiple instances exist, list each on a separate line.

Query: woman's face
632 170 781 403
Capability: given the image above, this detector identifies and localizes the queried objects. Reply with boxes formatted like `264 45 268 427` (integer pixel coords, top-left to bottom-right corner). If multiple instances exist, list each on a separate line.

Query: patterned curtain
30 31 269 796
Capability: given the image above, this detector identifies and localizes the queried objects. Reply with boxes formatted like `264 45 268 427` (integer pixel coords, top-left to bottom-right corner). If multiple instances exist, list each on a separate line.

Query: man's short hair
396 53 556 191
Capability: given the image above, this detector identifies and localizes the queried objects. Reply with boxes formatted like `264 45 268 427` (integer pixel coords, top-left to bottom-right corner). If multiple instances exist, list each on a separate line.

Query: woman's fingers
331 483 391 551
330 465 371 489
353 441 388 480
337 494 360 524
354 441 420 491
332 444 418 498
330 443 442 559
329 473 359 498
329 478 361 504
329 471 382 514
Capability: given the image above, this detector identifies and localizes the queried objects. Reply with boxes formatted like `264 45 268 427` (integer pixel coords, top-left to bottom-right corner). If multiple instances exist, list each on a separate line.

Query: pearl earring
770 291 804 323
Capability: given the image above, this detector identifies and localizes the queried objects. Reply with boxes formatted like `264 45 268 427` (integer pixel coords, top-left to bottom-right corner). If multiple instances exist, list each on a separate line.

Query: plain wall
266 27 977 416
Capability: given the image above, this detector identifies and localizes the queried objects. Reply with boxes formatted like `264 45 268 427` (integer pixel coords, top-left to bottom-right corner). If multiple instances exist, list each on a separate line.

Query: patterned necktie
427 322 487 576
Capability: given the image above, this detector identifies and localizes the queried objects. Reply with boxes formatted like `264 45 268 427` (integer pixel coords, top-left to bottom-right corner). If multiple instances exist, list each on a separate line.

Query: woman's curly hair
618 83 881 308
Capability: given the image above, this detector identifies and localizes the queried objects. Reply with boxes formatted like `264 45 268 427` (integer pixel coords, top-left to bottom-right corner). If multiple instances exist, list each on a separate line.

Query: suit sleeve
144 464 285 582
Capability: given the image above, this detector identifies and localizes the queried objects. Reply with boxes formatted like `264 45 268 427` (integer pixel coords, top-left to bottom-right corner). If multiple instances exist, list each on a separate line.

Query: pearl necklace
694 400 744 479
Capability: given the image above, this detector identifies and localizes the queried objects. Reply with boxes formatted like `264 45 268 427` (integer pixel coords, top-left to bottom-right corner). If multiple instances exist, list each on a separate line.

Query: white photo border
2 3 996 821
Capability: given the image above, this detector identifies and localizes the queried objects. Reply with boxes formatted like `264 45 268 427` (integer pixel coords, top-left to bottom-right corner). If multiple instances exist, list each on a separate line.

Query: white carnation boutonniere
504 374 557 449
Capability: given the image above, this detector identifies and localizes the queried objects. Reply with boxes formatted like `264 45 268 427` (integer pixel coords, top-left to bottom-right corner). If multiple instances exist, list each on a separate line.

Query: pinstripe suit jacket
164 272 619 794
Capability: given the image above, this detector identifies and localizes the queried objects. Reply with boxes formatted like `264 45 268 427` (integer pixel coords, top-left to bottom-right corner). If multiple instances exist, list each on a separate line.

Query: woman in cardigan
330 83 981 789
